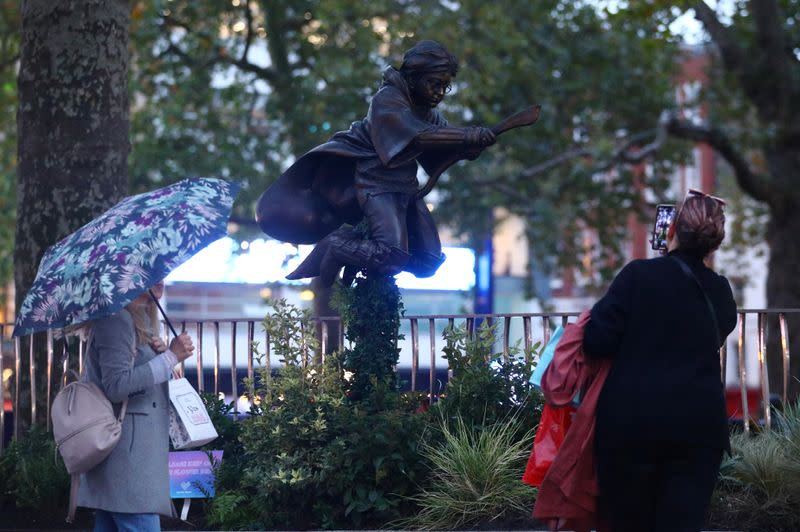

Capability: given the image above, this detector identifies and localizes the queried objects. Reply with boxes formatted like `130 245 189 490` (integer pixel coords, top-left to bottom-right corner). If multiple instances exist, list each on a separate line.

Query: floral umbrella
13 178 240 337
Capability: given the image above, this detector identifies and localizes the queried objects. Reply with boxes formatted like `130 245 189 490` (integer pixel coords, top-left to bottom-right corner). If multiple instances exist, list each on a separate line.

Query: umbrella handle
149 289 180 339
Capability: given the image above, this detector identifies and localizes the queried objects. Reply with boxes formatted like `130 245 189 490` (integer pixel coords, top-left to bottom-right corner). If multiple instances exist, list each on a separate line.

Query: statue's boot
318 231 411 286
405 251 447 278
286 237 333 280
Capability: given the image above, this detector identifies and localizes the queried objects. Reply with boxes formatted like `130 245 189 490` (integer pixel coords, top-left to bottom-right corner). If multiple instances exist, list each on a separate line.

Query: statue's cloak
256 67 463 244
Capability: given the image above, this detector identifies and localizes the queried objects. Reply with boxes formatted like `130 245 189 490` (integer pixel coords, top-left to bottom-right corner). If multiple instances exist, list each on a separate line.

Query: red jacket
532 310 611 532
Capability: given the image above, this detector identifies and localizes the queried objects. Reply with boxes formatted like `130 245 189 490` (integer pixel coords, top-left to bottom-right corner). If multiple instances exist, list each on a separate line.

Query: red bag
522 404 576 487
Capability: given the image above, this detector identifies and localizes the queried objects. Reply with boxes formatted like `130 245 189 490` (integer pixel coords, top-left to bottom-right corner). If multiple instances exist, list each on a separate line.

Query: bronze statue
256 40 539 285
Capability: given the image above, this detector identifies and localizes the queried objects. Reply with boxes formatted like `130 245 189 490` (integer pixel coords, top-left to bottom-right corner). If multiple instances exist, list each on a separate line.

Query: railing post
300 321 308 368
61 337 69 390
78 335 84 376
719 338 727 386
447 318 454 381
542 315 551 348
29 336 36 426
408 319 418 392
779 313 790 407
523 316 532 364
213 321 220 397
263 327 272 395
757 313 771 429
466 317 475 340
429 318 436 403
14 337 20 440
46 330 54 432
502 317 511 363
196 322 204 392
320 321 328 363
179 321 187 375
247 321 254 395
737 312 749 435
231 321 238 420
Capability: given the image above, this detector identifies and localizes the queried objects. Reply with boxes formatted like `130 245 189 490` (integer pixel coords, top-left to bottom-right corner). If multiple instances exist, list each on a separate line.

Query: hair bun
675 196 725 256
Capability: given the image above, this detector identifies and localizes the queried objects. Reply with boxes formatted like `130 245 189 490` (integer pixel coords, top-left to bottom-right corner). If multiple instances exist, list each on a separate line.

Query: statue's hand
465 126 495 148
478 127 496 147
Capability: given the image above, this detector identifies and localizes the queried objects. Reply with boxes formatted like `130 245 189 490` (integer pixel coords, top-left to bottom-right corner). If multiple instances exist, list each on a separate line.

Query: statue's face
410 72 452 108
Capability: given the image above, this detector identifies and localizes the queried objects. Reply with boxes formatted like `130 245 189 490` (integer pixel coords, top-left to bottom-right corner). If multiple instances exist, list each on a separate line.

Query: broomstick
416 104 542 199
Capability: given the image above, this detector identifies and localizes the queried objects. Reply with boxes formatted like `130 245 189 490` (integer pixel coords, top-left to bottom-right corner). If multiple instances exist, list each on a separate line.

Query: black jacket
583 250 738 452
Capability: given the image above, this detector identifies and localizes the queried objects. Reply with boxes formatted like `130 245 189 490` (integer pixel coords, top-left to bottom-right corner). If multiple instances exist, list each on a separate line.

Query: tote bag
168 377 218 449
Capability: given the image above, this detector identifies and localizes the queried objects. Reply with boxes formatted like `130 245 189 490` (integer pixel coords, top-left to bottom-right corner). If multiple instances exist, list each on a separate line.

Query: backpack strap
670 255 721 348
84 325 129 421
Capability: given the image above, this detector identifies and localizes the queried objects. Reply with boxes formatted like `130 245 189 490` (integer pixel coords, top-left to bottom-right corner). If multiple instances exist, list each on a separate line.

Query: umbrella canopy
13 178 241 337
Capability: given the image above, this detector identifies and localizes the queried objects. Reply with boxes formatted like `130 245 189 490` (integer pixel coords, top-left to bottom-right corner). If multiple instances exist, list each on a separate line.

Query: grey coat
77 309 176 517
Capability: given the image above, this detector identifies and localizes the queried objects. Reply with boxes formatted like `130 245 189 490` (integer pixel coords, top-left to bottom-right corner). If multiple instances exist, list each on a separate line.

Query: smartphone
650 204 676 251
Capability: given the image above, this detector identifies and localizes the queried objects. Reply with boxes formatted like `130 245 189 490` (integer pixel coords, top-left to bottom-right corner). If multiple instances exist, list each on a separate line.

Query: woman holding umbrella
75 279 194 532
13 178 240 530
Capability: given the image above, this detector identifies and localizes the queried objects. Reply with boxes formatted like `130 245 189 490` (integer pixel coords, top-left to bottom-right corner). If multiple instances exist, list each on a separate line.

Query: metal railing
1 308 796 453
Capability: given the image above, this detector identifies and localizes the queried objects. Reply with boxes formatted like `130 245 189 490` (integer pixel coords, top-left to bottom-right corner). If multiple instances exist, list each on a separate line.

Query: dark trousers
358 190 443 276
596 444 722 532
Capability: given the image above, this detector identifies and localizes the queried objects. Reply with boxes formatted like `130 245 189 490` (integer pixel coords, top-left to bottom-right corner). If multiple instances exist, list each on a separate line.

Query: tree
0 2 19 299
15 0 130 423
595 0 800 400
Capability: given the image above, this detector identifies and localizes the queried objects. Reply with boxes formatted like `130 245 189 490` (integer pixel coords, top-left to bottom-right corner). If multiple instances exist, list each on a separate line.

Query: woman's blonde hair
126 298 160 346
64 298 159 347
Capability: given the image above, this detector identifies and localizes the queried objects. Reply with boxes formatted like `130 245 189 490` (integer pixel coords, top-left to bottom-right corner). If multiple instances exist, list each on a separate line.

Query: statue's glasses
421 77 453 95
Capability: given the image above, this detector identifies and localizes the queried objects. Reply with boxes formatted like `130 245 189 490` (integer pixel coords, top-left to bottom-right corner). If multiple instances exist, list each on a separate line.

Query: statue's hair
399 40 459 77
675 195 726 256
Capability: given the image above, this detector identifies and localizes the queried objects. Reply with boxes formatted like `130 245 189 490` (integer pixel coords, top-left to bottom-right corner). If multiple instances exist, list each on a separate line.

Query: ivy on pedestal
333 273 403 402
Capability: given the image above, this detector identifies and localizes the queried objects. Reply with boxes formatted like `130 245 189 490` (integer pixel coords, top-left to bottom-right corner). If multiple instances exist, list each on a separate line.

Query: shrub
708 401 800 531
206 298 429 530
434 320 544 436
398 414 537 530
0 426 77 527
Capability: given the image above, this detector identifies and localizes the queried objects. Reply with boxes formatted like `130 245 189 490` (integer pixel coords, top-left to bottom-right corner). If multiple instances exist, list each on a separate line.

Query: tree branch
519 148 592 178
160 11 277 84
664 113 773 203
241 0 255 64
510 122 667 183
611 125 667 166
692 1 745 75
223 55 278 83
483 110 774 211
